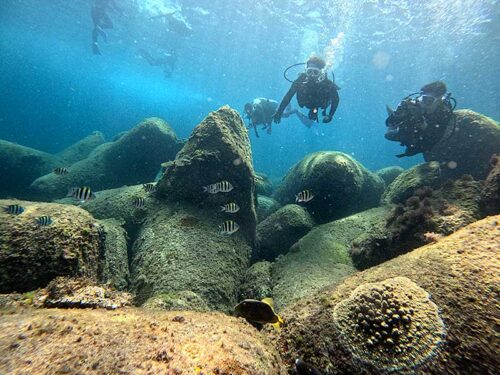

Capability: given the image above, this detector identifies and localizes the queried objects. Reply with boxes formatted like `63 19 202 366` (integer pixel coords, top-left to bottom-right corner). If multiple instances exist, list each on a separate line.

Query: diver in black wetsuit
91 0 120 55
137 49 178 78
273 56 340 124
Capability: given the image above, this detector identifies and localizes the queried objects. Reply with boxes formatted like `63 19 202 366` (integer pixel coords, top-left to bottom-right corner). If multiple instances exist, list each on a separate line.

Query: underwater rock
376 166 405 186
256 195 281 222
274 215 499 375
97 218 130 291
255 172 274 196
157 106 257 242
56 131 106 165
0 139 60 199
34 276 132 310
0 308 286 374
480 154 500 216
354 177 482 270
424 109 500 180
255 204 314 261
274 151 385 223
0 200 102 293
143 291 210 312
239 261 273 301
381 162 442 204
270 207 389 310
131 204 251 312
30 117 181 201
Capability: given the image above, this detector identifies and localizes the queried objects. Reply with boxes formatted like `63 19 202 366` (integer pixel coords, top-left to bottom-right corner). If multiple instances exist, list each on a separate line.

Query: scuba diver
385 81 457 157
137 49 177 78
91 0 121 55
273 55 340 124
244 98 278 137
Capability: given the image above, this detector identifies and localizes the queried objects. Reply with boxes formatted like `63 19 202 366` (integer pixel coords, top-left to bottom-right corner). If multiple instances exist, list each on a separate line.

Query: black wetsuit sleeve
329 86 340 117
276 83 298 116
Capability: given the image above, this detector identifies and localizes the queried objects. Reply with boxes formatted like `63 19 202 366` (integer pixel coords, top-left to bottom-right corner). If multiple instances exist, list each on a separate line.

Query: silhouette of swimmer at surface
137 49 178 78
91 0 121 55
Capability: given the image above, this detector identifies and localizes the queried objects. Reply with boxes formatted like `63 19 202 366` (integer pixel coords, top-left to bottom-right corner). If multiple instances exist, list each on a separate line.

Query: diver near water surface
273 55 340 124
137 49 178 78
385 81 456 157
91 0 121 55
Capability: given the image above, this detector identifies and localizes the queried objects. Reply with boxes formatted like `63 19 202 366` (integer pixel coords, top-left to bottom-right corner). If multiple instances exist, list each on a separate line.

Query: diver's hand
322 115 332 123
272 112 282 124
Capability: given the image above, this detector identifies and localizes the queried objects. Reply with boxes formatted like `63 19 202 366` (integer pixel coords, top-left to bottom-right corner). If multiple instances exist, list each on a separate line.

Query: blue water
1 0 499 180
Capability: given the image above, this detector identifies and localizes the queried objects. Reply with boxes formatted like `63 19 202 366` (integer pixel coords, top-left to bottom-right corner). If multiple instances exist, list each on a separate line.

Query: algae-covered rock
270 207 389 310
56 131 105 165
0 200 101 293
0 139 60 199
257 195 281 222
381 162 442 204
157 106 257 241
255 172 274 196
30 118 181 201
480 154 500 216
131 204 251 312
239 261 273 301
376 166 405 186
143 291 210 312
424 109 500 180
274 151 385 223
275 215 499 375
255 204 314 261
0 308 287 374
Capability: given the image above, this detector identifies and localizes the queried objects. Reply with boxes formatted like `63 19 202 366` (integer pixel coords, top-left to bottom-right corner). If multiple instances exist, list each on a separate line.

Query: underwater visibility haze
0 1 499 374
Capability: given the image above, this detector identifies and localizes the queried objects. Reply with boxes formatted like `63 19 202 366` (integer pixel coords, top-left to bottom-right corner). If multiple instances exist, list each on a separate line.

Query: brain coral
333 277 445 373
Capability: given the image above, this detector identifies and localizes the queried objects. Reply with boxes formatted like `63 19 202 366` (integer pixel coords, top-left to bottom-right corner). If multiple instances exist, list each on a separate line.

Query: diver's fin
386 105 394 116
92 42 102 55
261 297 274 308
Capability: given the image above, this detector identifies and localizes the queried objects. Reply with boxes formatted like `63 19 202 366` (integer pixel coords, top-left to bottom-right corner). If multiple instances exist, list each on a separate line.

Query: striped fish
219 220 240 235
35 216 53 226
216 181 234 193
295 189 314 203
53 167 69 175
4 204 25 215
133 197 146 209
67 187 95 202
143 183 157 193
221 202 240 213
203 183 219 194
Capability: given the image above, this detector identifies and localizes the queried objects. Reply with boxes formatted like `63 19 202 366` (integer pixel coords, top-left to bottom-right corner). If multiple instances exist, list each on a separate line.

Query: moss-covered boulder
480 154 500 216
274 215 499 375
255 172 274 196
270 207 389 310
255 204 314 261
56 131 105 165
239 261 273 301
30 118 182 201
424 109 500 180
274 151 385 223
0 140 60 199
381 162 442 204
157 106 257 242
0 200 101 293
256 195 281 222
376 166 405 186
143 291 210 312
131 204 251 313
0 308 287 374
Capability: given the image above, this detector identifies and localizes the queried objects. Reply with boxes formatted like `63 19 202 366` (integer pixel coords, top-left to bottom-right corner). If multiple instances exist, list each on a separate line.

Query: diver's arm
328 87 339 117
274 84 298 123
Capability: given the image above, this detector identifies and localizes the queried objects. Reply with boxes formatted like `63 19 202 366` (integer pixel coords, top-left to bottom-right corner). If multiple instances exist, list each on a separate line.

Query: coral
56 131 105 165
239 261 273 301
157 106 257 241
256 195 281 222
375 166 405 186
480 154 500 216
274 215 499 375
333 277 446 373
255 204 314 261
424 109 500 180
0 308 287 374
273 151 385 223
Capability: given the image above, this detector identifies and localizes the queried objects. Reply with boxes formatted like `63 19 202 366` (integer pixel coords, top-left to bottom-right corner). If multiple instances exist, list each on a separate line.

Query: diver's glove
322 114 332 123
272 112 282 124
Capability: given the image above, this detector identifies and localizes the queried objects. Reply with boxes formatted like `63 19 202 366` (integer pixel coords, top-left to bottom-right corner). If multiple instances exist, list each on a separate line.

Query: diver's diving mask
306 67 324 81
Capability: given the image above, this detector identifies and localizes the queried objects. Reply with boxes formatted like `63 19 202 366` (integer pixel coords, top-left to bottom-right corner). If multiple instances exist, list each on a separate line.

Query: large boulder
130 204 251 313
256 195 281 222
424 109 500 180
480 154 500 216
274 151 385 223
56 131 106 165
0 140 60 199
255 204 314 261
376 166 405 186
381 162 442 204
270 207 389 310
0 308 287 374
274 215 499 375
30 118 182 201
157 106 257 242
255 172 274 196
239 261 273 301
0 200 101 293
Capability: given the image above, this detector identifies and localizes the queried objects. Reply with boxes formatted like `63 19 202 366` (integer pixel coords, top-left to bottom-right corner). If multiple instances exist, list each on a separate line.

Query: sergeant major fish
35 216 53 226
53 167 69 175
3 204 25 215
219 220 239 235
67 187 95 202
295 189 314 203
143 183 157 193
133 197 146 209
221 202 240 213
